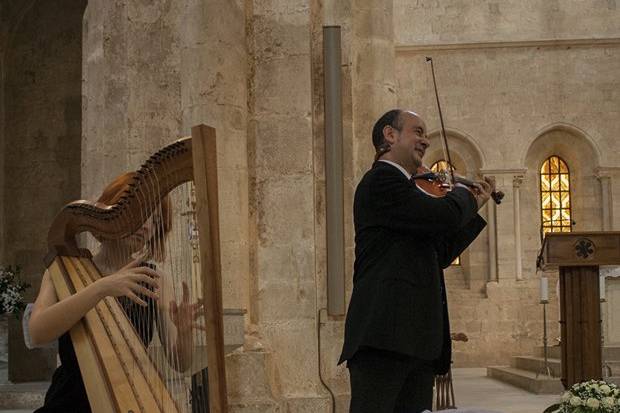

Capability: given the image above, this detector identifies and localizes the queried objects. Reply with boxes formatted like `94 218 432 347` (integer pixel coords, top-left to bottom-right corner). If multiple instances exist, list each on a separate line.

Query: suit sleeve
367 168 479 237
434 215 487 268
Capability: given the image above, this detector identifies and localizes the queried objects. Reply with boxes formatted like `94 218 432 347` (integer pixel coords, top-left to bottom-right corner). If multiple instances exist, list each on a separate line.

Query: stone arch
2 0 87 381
521 122 602 167
426 127 486 174
520 124 603 285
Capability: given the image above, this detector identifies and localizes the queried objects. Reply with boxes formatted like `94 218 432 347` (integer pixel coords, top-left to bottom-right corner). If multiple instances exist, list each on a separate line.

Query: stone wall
246 0 331 409
394 0 620 44
393 0 620 366
82 0 184 198
2 0 85 381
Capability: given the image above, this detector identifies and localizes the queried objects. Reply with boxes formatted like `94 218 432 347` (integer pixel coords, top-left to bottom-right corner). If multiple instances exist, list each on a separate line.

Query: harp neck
47 137 194 257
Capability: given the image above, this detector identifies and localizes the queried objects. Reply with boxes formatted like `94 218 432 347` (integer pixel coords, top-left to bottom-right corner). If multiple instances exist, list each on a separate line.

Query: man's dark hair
372 109 402 159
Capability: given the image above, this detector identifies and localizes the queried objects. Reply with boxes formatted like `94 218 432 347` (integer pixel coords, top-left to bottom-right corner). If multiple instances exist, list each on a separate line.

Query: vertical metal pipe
323 26 345 316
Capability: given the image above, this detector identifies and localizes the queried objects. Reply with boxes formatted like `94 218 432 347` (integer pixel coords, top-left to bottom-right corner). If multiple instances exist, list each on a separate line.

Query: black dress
34 293 156 413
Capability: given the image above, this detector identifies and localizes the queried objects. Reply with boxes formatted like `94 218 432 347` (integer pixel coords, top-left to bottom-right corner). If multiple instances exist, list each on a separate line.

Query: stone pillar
595 168 614 231
513 174 524 281
4 0 85 382
179 0 249 313
486 192 498 282
248 1 328 410
350 0 397 183
82 0 184 196
482 169 526 281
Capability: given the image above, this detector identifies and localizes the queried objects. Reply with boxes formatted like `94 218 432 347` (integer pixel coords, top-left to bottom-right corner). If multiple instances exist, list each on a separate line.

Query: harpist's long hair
97 172 172 262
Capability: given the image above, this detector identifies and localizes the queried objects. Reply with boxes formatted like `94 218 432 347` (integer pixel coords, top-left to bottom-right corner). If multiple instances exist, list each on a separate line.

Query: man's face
385 111 429 169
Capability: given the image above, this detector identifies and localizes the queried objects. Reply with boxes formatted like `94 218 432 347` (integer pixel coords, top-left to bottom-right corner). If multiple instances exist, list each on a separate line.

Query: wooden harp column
191 125 228 413
539 231 620 388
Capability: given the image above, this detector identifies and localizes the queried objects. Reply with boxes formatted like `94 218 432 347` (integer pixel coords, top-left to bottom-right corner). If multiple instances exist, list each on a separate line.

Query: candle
600 276 606 301
540 277 549 302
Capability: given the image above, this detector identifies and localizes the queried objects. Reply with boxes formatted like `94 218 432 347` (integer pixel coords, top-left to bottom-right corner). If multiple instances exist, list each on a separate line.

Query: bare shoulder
32 269 59 312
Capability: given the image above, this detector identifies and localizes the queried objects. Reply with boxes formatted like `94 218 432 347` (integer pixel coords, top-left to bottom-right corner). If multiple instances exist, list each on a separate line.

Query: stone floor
0 367 562 413
451 368 560 413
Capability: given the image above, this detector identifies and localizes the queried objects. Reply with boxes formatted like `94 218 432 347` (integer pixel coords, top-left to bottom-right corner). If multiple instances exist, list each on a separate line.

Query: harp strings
92 144 207 412
144 163 185 409
142 156 203 412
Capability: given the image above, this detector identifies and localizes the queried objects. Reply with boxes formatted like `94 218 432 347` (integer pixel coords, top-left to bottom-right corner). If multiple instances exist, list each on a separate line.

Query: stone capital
594 166 620 181
479 168 527 176
513 175 525 188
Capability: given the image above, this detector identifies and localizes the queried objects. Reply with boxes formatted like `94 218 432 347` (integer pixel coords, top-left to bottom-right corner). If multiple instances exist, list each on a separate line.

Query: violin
412 165 504 204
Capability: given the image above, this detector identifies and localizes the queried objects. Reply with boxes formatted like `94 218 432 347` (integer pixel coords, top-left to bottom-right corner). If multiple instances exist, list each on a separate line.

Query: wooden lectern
538 232 620 388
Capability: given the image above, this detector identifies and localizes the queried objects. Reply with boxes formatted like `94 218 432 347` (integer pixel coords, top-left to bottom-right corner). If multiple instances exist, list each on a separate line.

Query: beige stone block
254 174 315 245
181 53 247 111
253 55 312 115
351 3 392 41
253 117 313 176
230 403 281 413
256 280 316 322
260 320 324 396
218 167 250 241
285 396 332 413
221 239 249 309
252 0 310 25
316 316 348 394
251 15 310 60
257 243 315 285
227 350 281 402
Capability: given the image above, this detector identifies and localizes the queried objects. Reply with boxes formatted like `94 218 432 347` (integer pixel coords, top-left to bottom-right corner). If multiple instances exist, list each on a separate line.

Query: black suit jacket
339 161 486 374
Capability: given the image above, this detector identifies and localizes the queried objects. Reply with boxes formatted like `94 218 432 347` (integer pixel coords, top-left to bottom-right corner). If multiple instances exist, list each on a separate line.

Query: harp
44 125 229 413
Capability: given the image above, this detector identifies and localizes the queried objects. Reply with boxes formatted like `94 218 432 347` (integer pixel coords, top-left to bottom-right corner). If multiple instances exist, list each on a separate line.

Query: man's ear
383 124 396 145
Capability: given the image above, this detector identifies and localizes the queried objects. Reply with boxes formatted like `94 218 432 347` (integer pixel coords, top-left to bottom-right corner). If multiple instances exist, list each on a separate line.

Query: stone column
179 0 249 313
248 1 329 410
350 0 397 183
486 192 498 282
513 174 524 281
82 0 185 196
481 169 526 281
595 168 614 231
5 0 84 382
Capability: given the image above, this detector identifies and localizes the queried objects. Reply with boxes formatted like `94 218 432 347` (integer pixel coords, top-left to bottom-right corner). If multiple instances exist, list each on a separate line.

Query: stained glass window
430 160 460 266
540 155 572 237
430 160 454 175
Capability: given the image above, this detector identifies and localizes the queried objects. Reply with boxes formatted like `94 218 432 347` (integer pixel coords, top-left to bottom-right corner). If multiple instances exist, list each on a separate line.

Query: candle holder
537 299 553 378
600 296 613 378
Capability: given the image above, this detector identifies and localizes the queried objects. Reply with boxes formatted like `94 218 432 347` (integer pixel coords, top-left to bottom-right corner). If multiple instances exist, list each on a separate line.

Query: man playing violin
338 109 495 413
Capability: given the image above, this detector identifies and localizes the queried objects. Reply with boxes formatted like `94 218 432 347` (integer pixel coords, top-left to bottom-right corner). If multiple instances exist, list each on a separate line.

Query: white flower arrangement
0 266 30 317
554 379 620 413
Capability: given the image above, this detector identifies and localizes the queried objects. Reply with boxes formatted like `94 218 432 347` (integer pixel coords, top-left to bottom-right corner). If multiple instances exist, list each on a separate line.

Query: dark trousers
347 347 434 413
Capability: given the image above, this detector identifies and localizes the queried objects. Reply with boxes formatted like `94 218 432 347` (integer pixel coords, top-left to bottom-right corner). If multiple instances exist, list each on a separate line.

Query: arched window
430 160 460 266
540 155 572 237
430 159 455 175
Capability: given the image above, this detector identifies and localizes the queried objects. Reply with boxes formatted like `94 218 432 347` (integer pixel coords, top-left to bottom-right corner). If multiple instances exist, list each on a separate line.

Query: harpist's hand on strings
169 281 207 334
94 258 160 307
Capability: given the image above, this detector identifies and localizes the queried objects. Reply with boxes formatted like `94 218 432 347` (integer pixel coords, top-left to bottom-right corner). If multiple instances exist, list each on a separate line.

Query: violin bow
426 56 456 187
425 56 504 204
